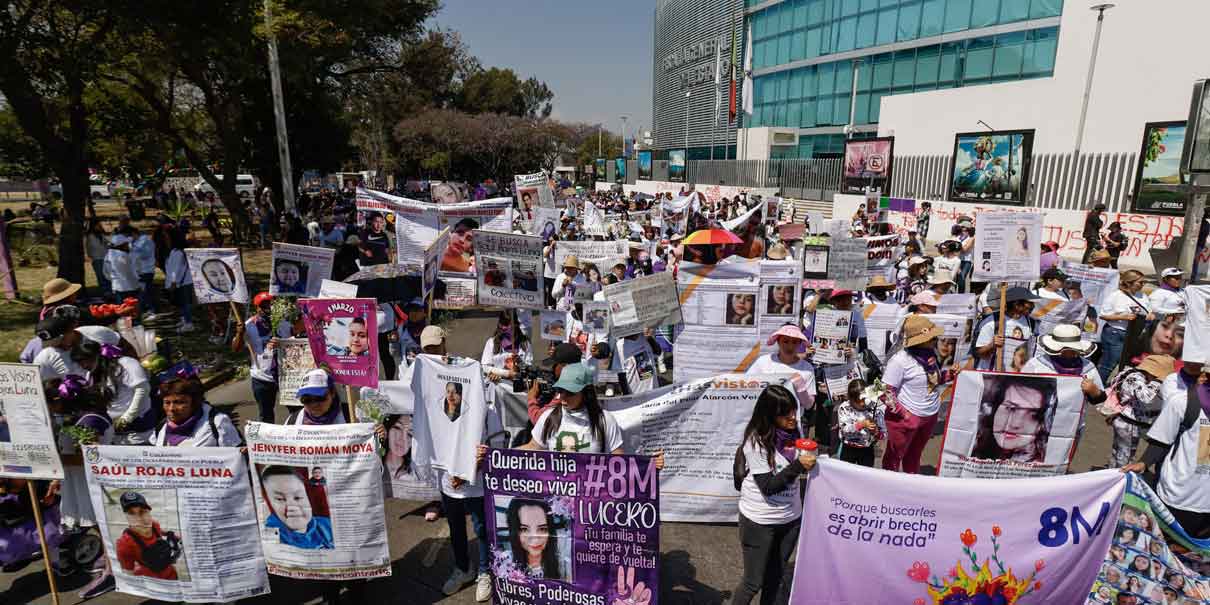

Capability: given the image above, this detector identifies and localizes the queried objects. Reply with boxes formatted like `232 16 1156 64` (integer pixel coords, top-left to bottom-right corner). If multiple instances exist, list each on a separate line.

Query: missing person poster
531 207 562 240
674 259 762 381
973 212 1043 282
298 298 379 388
552 241 629 273
515 171 555 216
788 460 1124 605
603 272 682 338
423 228 449 302
483 449 659 605
359 383 439 503
759 260 803 350
919 313 974 366
829 235 869 290
270 243 334 297
245 422 390 580
582 302 612 338
83 445 270 602
604 374 794 522
801 238 830 280
275 338 316 408
862 302 901 363
475 230 544 309
433 273 477 310
438 198 514 274
318 280 358 299
0 363 63 479
939 371 1085 479
812 308 852 365
356 188 435 264
185 248 249 304
540 310 568 341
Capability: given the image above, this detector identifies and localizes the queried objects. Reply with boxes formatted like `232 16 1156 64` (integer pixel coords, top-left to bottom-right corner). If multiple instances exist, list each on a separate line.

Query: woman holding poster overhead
731 384 816 605
882 316 953 474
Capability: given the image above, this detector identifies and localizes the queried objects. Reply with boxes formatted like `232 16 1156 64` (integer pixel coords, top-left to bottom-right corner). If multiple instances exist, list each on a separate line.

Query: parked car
193 174 257 198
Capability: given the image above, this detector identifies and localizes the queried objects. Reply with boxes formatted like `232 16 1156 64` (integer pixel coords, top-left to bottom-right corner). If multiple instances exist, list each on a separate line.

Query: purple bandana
498 326 514 353
775 427 802 464
303 405 343 425
1198 382 1210 418
164 411 202 446
907 345 941 391
1050 355 1085 376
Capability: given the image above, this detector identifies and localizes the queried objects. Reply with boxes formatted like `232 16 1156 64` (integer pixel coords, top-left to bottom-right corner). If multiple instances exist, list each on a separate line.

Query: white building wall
879 0 1210 156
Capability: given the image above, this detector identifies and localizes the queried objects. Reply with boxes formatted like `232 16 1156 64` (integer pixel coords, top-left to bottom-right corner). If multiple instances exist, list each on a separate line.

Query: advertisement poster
483 448 659 605
422 228 449 302
668 149 686 182
1133 121 1188 215
269 243 334 297
949 130 1034 204
515 172 555 216
83 445 269 602
637 150 653 181
298 298 379 388
474 230 544 310
359 383 440 503
939 371 1085 479
788 461 1125 605
615 157 626 183
603 374 794 522
842 137 894 194
275 338 316 408
1085 475 1210 605
0 363 63 479
603 272 682 338
245 422 390 580
972 212 1043 282
594 159 607 182
185 248 249 304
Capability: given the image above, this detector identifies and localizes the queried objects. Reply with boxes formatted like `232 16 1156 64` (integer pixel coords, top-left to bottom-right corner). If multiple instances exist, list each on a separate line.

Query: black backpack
124 525 182 573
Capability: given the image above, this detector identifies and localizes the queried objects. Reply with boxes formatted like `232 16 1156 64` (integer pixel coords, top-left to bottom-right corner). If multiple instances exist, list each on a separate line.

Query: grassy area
0 199 274 383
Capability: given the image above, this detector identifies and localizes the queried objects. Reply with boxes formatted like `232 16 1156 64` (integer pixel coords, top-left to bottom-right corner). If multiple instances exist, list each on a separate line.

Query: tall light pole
264 0 296 213
684 90 692 156
1074 3 1114 157
619 116 629 159
597 124 602 157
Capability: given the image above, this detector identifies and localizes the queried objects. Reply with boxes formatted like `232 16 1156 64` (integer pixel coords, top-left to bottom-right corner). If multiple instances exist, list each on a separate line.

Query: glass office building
653 0 1065 160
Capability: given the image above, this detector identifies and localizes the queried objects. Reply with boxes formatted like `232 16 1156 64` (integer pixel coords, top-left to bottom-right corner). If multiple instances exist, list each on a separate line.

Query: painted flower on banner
548 495 575 521
490 547 531 584
909 526 1045 605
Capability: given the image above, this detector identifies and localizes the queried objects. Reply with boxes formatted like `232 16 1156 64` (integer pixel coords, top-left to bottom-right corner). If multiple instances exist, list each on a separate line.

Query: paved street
0 311 1117 605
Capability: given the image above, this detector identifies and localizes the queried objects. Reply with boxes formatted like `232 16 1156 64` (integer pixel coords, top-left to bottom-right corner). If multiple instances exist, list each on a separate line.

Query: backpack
123 525 182 573
1144 382 1204 488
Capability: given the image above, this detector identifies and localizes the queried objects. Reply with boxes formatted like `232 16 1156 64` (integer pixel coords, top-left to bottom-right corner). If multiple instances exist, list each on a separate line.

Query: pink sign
299 298 379 388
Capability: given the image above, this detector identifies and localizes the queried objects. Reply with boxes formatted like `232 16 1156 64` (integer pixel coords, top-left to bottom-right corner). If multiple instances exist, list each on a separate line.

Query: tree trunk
56 168 89 284
218 190 251 244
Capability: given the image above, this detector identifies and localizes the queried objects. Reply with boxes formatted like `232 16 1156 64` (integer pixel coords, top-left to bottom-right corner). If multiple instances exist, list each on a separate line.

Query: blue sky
431 0 653 135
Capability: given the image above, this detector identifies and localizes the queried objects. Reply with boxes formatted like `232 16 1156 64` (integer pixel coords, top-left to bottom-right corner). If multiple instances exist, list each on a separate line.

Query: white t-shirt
152 404 241 447
1146 373 1210 513
1147 287 1182 313
480 337 533 376
883 349 940 417
532 406 623 454
738 440 802 525
1034 287 1067 301
933 255 960 278
438 400 505 499
747 353 816 410
34 346 87 381
410 355 488 483
1101 289 1148 332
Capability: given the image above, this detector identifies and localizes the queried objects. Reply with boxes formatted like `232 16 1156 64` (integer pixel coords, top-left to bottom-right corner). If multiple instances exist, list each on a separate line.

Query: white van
194 174 257 198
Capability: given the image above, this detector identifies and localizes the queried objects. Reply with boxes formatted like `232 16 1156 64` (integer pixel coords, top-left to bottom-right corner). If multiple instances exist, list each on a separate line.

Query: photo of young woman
765 285 795 315
384 415 414 480
442 382 463 422
971 375 1058 463
726 293 755 325
500 497 568 582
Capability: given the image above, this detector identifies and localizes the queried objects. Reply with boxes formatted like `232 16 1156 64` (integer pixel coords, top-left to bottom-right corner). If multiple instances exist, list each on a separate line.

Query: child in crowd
835 379 886 467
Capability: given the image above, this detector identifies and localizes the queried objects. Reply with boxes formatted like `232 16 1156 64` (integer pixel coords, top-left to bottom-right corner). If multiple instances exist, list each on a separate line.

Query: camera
514 365 556 399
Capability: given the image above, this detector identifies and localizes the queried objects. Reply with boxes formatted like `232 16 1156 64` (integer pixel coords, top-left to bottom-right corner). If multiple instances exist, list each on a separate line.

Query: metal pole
598 125 602 157
265 0 296 214
1074 4 1114 157
1179 175 1209 279
848 59 861 132
620 116 629 159
684 91 691 157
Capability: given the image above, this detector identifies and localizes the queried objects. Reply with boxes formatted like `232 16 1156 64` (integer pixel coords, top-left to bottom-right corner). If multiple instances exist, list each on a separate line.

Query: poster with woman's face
939 371 1084 478
298 298 379 388
185 248 249 304
270 243 335 297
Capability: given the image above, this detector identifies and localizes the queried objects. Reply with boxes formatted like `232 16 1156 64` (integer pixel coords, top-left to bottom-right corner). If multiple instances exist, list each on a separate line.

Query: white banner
473 230 544 309
551 240 629 273
357 187 513 271
0 363 63 479
83 445 269 602
603 374 794 522
270 243 334 297
973 212 1044 282
245 422 390 579
675 259 763 381
185 248 248 304
939 371 1086 479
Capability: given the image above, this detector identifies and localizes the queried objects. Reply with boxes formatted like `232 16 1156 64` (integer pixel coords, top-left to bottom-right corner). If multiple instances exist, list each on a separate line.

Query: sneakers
442 567 475 595
475 572 492 602
79 573 115 600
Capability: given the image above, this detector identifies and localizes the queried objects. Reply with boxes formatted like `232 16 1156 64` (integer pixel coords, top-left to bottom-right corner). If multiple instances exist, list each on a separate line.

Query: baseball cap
420 325 446 348
543 342 582 368
36 316 75 341
120 491 151 512
297 369 331 398
552 364 594 393
1161 267 1184 278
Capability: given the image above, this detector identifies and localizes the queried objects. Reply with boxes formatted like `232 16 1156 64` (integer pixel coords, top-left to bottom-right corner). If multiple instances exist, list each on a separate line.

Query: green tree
457 67 553 118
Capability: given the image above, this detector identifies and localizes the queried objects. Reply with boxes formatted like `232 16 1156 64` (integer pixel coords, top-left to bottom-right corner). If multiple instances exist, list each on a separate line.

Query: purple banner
484 448 659 605
298 298 379 388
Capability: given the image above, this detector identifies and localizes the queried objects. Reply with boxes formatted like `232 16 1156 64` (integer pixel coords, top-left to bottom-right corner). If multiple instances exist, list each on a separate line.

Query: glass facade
748 0 1062 67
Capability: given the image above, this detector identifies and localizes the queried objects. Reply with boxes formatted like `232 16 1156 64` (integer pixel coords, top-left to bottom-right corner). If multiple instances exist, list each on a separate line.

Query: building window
1030 0 1063 19
992 31 1026 78
898 1 922 41
921 0 945 37
874 8 897 46
962 36 995 83
970 0 1000 29
999 0 1029 23
944 0 972 33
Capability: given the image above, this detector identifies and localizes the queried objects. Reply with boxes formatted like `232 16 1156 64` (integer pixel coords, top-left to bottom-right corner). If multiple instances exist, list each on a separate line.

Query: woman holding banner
152 373 241 447
882 316 954 474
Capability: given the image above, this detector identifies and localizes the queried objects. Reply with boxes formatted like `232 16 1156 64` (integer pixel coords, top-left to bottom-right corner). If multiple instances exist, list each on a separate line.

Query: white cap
1161 267 1184 278
76 325 121 346
297 369 330 398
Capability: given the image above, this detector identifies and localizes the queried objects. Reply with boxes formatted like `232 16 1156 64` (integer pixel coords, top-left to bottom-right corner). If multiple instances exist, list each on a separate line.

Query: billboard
669 149 687 182
1132 121 1187 215
638 150 653 180
594 158 606 182
842 137 894 194
948 130 1034 204
614 157 625 183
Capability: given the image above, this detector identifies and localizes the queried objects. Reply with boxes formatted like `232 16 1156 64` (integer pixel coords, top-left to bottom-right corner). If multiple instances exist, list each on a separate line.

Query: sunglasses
299 395 327 405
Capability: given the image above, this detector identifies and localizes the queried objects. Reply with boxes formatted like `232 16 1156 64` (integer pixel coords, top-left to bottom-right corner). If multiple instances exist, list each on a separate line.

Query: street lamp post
1074 3 1114 157
620 116 629 160
685 90 692 157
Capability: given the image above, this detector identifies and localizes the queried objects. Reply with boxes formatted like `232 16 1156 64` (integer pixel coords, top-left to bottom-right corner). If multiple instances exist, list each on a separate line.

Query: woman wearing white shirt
152 376 241 447
1097 270 1154 384
1033 267 1069 301
882 316 953 473
72 326 154 445
163 232 195 333
747 324 816 412
480 311 533 380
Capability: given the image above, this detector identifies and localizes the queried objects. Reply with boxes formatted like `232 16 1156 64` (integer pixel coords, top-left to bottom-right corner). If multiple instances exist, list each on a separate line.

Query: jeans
138 272 158 313
957 260 973 294
91 259 110 296
171 285 194 323
838 443 875 467
1097 326 1127 385
250 377 278 423
441 494 488 573
732 514 800 605
881 406 938 474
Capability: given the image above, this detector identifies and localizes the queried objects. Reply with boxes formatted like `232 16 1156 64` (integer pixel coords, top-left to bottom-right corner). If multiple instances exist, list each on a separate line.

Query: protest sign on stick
973 212 1043 283
812 308 852 365
483 448 659 603
185 248 249 304
515 171 555 215
269 243 334 297
298 298 379 388
84 445 271 601
275 338 317 408
0 363 63 480
245 422 390 580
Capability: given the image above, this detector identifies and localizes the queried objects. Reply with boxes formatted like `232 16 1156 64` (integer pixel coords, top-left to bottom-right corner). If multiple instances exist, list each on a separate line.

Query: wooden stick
27 482 61 605
346 384 358 422
995 282 1008 372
